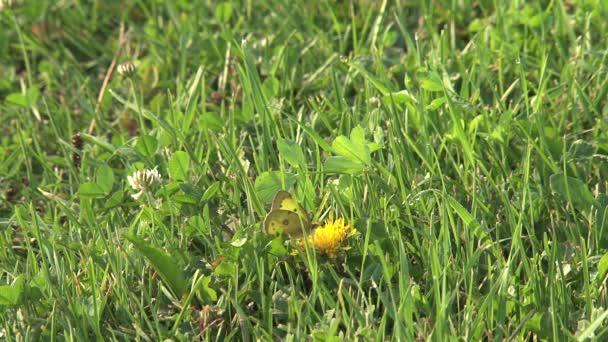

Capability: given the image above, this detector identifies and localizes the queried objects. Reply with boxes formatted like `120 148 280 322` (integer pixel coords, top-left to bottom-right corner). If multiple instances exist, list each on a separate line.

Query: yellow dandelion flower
297 217 355 258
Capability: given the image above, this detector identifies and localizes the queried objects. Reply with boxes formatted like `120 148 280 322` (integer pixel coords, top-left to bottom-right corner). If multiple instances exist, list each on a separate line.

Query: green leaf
179 183 203 200
136 135 158 157
196 276 217 302
188 215 208 233
425 97 447 110
597 252 608 286
367 142 383 152
4 87 39 107
346 61 391 95
79 182 106 198
231 237 247 247
445 194 497 257
201 111 223 131
419 72 444 92
324 156 365 175
104 191 124 209
568 140 596 161
5 92 27 107
255 171 297 203
82 133 117 153
172 194 199 204
26 86 40 105
354 218 386 240
95 164 114 193
277 138 306 168
267 236 289 256
214 2 233 23
298 122 332 151
331 126 371 165
0 276 25 305
576 309 608 340
201 182 220 202
262 77 280 99
125 234 188 297
595 194 608 232
172 183 202 204
213 259 236 277
525 312 544 335
168 151 190 182
382 90 418 105
549 173 595 212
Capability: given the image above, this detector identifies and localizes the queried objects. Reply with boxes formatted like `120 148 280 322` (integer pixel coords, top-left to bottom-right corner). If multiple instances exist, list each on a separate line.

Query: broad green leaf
255 171 297 203
576 309 608 340
82 133 117 153
196 276 217 302
26 86 40 105
79 182 106 198
332 126 371 165
136 135 158 157
426 97 447 110
178 183 203 202
104 190 124 209
201 182 220 202
298 123 332 151
172 194 199 204
597 252 608 286
5 92 27 107
188 215 208 233
324 156 365 175
26 273 47 303
346 61 391 95
262 77 280 98
568 140 596 161
595 194 608 232
382 90 418 105
368 142 383 152
354 218 386 240
231 237 247 247
419 72 444 92
168 151 190 181
214 260 237 277
445 194 497 257
267 236 289 256
549 173 595 212
125 234 188 297
0 276 25 305
96 164 114 193
525 312 544 335
214 2 233 23
5 87 39 107
277 138 306 168
201 112 223 131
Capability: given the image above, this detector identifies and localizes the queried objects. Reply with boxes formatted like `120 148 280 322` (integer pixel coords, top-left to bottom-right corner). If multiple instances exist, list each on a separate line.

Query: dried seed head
5 187 16 201
72 153 81 169
72 132 83 149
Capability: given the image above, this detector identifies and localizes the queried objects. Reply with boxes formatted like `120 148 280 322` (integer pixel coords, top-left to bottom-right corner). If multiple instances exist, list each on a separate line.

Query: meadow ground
1 0 608 340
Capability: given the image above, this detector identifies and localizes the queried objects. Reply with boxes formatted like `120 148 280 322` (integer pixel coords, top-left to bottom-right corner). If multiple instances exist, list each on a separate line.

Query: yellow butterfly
263 191 311 238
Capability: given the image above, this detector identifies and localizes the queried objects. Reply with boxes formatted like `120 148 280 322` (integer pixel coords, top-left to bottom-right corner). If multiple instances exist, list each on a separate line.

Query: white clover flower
127 168 161 200
117 61 136 77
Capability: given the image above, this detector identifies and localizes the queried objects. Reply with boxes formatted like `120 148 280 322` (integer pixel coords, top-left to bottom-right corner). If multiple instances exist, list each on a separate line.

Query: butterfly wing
263 210 309 238
270 191 292 210
270 190 310 227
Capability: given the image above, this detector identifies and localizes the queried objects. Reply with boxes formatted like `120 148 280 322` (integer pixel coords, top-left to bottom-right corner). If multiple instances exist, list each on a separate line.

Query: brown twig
88 23 130 135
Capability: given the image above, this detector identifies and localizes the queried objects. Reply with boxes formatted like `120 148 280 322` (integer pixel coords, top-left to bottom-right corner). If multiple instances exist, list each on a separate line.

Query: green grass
2 0 608 340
